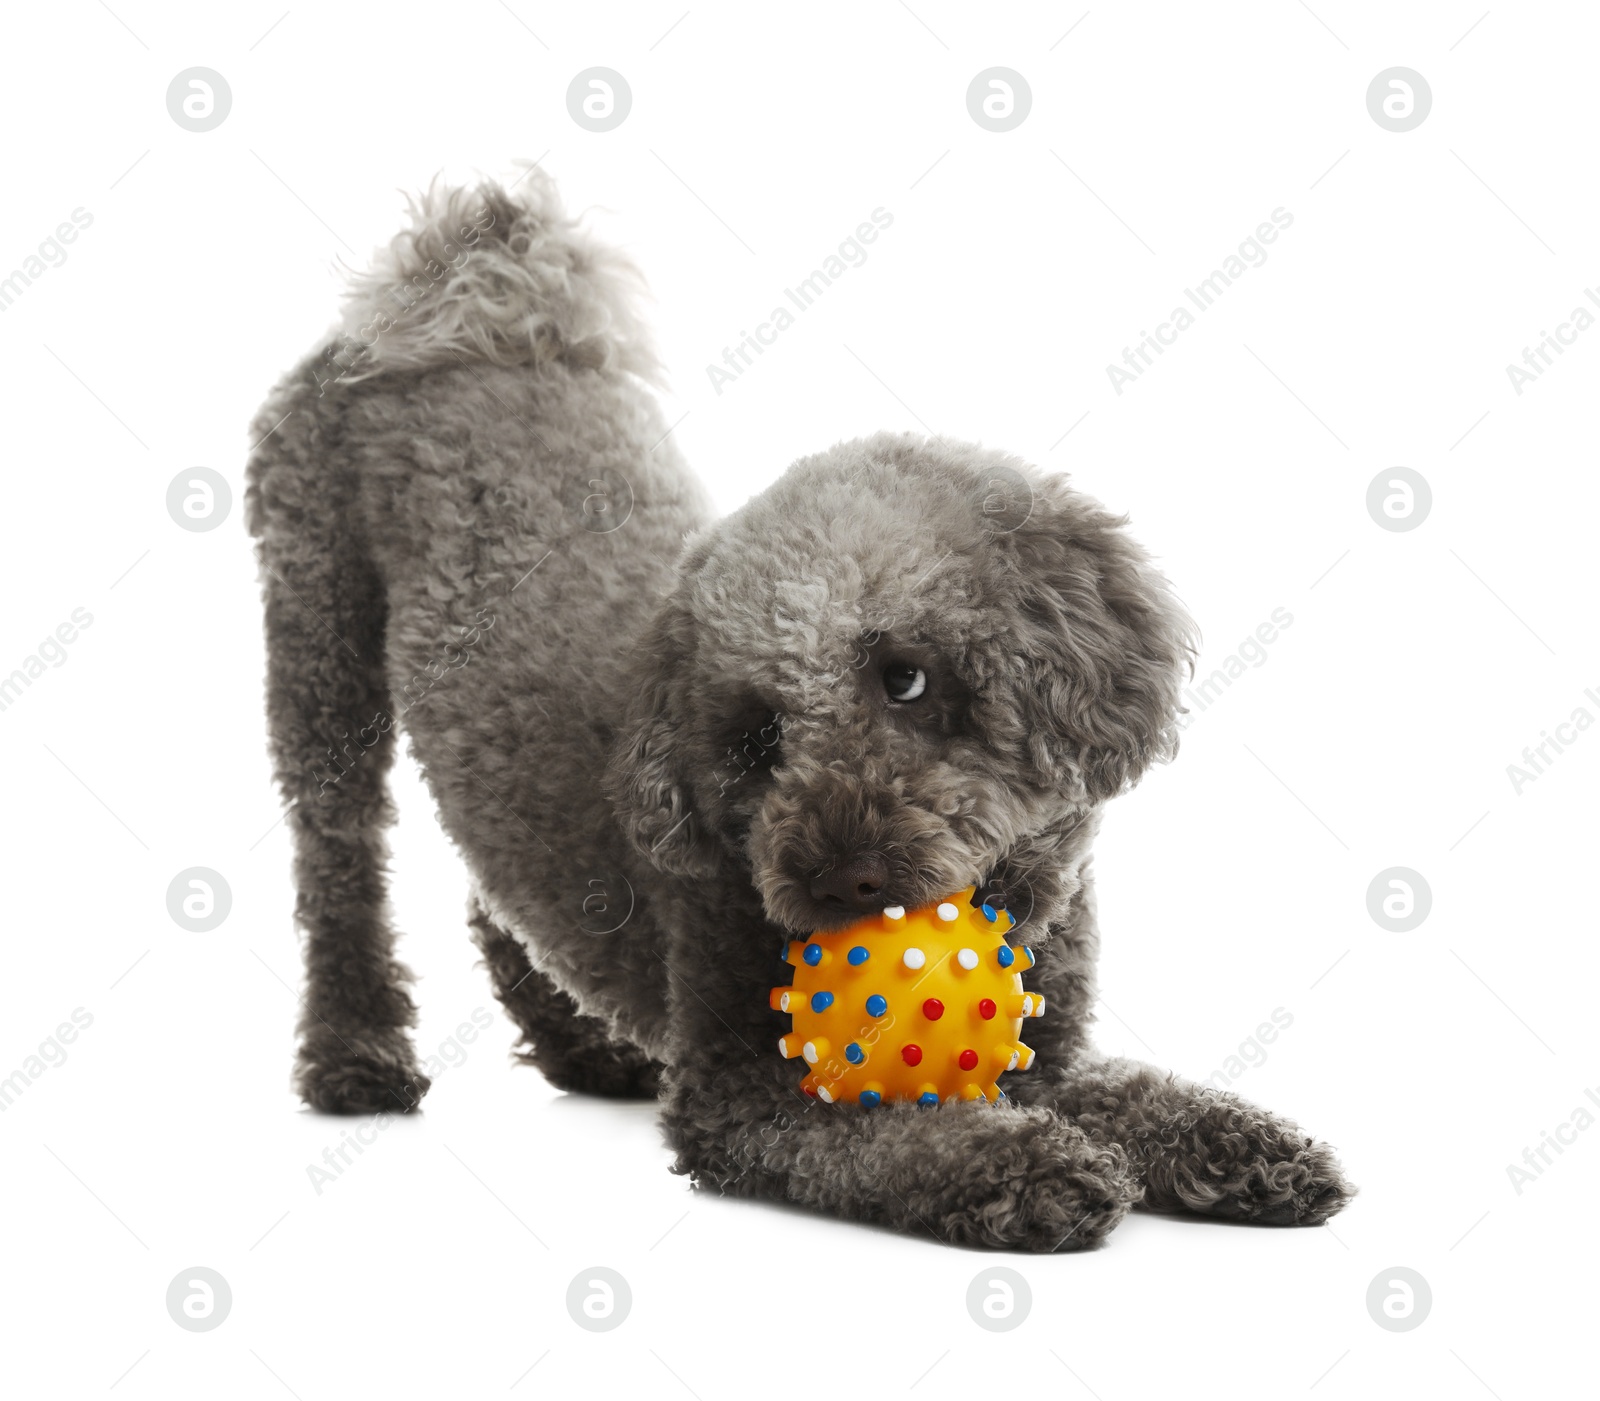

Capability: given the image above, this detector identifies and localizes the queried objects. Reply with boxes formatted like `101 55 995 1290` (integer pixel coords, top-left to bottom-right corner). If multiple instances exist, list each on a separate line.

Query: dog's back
245 172 710 1110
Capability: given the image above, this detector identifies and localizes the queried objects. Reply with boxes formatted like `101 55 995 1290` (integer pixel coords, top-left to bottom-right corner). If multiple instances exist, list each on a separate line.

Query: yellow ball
771 887 1042 1106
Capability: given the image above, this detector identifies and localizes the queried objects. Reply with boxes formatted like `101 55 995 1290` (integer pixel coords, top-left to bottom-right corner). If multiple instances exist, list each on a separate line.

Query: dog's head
605 434 1196 934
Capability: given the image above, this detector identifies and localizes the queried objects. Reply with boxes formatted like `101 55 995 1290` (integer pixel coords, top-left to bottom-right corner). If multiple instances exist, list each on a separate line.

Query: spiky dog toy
771 887 1044 1105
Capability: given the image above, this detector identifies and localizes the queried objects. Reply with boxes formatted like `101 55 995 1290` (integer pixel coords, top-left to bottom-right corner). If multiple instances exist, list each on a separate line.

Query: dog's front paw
916 1108 1140 1252
1143 1095 1355 1226
295 1030 430 1115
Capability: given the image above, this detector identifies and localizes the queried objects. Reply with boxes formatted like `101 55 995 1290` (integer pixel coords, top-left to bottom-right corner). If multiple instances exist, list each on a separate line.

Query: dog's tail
246 166 658 494
331 164 661 387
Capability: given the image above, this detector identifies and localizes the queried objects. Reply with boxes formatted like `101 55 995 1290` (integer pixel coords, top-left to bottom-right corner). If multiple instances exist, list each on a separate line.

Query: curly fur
471 901 662 1098
336 168 661 385
247 170 1354 1251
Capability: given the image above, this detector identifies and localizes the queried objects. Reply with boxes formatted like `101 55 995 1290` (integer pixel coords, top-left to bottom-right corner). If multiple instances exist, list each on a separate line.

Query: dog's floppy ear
604 592 723 879
1003 478 1197 802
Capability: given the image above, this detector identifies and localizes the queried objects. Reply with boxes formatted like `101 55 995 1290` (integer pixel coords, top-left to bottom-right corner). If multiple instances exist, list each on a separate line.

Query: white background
1 2 1596 1397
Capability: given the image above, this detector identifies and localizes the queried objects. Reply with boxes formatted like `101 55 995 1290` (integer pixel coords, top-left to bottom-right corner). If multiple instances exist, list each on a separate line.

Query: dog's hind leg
470 903 662 1099
249 390 429 1114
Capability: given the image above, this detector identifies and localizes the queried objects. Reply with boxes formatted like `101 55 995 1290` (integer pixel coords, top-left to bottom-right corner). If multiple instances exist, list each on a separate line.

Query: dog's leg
667 1062 1138 1251
659 895 1138 1251
1004 880 1354 1225
470 903 662 1099
253 428 428 1114
1028 1056 1354 1225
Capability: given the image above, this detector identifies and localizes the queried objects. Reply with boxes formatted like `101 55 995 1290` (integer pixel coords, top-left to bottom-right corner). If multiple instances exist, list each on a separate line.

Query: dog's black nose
809 853 890 912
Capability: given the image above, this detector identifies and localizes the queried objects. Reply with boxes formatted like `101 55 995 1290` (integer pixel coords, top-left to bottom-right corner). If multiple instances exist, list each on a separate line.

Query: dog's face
606 434 1195 934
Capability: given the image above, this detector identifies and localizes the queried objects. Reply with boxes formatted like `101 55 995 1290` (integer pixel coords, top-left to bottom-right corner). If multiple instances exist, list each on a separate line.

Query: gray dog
246 172 1352 1250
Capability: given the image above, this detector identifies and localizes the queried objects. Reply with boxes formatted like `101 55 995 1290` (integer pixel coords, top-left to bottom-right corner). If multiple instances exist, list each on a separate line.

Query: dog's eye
884 662 927 702
723 710 782 782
